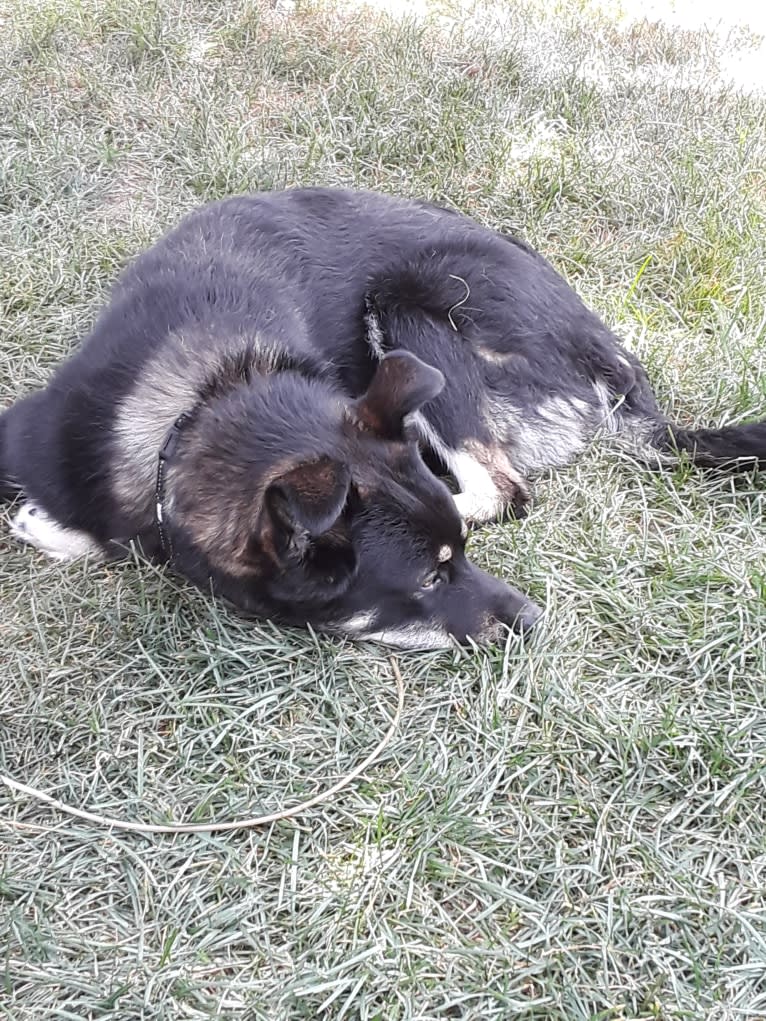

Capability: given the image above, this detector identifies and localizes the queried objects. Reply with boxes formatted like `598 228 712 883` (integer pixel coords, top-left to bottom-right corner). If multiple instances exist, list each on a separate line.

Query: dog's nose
493 587 543 635
510 598 543 633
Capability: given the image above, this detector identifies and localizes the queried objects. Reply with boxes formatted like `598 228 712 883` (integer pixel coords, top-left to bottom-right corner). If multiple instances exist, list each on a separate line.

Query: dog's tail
653 418 766 471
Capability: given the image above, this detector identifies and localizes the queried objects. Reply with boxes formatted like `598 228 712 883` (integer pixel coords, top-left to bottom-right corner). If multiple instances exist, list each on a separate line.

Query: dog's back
0 187 575 532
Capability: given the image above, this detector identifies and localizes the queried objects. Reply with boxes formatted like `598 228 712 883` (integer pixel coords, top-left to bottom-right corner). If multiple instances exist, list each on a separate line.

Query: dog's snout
511 598 543 633
493 588 543 636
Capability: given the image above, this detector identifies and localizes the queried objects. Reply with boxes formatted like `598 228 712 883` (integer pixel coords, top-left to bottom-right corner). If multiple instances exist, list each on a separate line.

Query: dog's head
169 351 541 649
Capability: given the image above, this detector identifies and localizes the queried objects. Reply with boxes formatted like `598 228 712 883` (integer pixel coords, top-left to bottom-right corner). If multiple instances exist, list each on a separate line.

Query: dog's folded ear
351 350 444 439
263 456 351 550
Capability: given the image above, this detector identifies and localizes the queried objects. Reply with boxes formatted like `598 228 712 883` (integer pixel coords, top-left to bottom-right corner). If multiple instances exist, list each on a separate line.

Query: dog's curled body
2 188 763 647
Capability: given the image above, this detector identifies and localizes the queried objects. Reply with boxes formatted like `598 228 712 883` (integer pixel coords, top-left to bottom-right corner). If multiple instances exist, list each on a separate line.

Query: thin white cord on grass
1 658 405 836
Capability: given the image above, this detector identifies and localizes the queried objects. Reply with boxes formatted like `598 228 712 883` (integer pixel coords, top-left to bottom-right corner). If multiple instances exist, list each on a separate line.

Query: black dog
2 188 763 647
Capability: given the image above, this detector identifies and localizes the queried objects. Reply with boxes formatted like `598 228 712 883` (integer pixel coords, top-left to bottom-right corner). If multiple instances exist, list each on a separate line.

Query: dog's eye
421 565 449 590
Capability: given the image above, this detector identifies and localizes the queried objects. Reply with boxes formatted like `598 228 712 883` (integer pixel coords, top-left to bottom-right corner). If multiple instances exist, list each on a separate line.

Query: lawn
2 1 766 1018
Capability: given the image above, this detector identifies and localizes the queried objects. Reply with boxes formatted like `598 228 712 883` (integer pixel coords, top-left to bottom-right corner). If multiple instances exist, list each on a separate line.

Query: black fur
658 422 766 468
2 187 763 648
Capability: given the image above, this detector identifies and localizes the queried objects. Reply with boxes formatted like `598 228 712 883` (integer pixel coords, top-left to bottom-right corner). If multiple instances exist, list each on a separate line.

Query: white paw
10 503 102 561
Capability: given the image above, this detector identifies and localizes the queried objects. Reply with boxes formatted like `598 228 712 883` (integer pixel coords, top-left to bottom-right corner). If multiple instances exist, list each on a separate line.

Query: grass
2 0 766 1017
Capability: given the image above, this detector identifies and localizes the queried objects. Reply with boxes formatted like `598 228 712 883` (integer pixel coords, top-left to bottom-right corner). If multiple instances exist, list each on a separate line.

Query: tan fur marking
171 457 272 574
111 329 275 523
462 439 529 502
172 451 329 576
407 412 529 524
452 440 530 523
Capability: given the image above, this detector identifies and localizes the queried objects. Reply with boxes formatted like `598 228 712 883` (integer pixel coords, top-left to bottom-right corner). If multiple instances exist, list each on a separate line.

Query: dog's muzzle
488 586 543 639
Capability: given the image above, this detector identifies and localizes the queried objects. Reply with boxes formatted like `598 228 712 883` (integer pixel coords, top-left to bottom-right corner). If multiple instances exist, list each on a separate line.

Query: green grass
2 0 766 1017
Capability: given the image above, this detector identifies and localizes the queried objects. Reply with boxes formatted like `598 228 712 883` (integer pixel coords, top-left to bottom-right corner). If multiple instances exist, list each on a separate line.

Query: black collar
154 410 196 560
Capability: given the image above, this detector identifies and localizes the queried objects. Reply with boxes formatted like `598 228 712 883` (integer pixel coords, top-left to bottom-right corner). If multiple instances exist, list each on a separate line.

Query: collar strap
155 410 196 561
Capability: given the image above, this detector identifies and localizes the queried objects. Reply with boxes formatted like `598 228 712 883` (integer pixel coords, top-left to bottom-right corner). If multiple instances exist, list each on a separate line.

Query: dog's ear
351 351 444 439
262 456 351 553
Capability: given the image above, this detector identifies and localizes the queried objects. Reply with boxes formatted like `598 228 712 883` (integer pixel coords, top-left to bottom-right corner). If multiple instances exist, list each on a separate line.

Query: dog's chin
359 626 456 651
328 613 454 650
